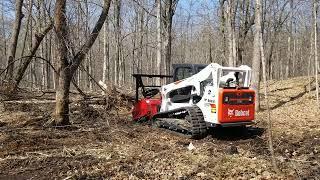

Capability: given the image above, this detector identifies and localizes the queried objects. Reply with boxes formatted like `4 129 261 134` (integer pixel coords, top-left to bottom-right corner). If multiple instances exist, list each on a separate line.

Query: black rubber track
186 106 207 139
152 106 207 139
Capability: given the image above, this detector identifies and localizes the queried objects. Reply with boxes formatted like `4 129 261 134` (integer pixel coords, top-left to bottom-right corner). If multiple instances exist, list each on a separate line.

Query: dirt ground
0 76 319 179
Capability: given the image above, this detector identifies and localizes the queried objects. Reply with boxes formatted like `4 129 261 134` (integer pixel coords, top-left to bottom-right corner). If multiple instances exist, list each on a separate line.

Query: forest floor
0 76 319 179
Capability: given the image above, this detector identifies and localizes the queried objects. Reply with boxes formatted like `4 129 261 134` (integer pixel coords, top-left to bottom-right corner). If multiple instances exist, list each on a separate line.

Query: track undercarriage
152 106 207 139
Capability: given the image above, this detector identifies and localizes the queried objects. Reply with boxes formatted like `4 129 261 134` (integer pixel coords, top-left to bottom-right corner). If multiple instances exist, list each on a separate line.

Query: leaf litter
0 76 319 179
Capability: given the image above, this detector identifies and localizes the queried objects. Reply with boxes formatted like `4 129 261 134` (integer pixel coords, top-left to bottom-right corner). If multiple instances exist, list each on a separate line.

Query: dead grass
0 76 319 179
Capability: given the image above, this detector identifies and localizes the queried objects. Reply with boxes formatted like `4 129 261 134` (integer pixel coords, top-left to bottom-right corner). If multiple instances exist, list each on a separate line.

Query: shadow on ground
208 126 265 141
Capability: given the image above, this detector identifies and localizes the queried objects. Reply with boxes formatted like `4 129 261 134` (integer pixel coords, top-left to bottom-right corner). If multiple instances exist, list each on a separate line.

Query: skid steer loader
132 63 255 138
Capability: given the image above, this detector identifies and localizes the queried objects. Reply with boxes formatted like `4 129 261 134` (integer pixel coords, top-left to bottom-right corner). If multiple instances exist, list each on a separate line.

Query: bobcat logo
228 109 250 117
228 109 234 116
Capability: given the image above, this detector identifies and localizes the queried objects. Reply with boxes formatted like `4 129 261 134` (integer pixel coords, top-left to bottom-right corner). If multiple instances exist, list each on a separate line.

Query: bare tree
6 0 24 80
13 24 53 92
219 0 227 62
84 0 93 91
256 0 278 172
314 0 319 107
156 0 162 84
115 0 122 86
252 0 261 111
102 19 110 85
1 0 7 69
163 0 179 76
226 0 237 67
138 2 145 73
265 1 290 80
285 0 294 78
237 0 254 65
54 0 111 125
20 0 33 58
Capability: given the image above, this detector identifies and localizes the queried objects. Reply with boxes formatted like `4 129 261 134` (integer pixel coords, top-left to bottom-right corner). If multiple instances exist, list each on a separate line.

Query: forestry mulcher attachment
132 63 255 138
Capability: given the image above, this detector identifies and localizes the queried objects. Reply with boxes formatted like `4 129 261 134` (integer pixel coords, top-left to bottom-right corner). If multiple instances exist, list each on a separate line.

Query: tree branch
70 0 112 74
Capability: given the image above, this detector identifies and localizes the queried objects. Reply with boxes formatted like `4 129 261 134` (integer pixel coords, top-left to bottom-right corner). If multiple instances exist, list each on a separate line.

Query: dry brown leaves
0 76 319 179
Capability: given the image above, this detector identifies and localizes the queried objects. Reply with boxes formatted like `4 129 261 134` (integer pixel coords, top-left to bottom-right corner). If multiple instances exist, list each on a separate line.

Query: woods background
1 0 319 91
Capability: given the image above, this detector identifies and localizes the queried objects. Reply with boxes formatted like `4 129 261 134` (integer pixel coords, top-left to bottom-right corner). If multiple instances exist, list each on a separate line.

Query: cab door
173 65 194 82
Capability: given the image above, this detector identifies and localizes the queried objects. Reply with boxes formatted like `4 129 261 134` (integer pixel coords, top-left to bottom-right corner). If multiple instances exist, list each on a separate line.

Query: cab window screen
176 67 193 81
219 70 247 88
197 66 206 73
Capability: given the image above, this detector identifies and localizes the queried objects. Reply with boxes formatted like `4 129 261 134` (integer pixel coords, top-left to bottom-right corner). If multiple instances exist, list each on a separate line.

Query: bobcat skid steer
132 63 255 139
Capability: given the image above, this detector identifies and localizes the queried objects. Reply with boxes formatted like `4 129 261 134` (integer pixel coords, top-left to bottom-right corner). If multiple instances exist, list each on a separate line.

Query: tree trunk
132 13 137 75
259 8 278 173
252 0 262 111
114 0 121 86
226 0 237 67
308 28 313 93
54 0 70 124
46 31 52 89
29 14 34 88
76 1 81 87
1 1 7 62
138 6 144 73
7 0 24 80
20 0 33 58
219 0 226 63
286 36 290 78
314 0 319 107
226 1 233 66
88 50 93 91
54 0 111 125
55 69 72 125
52 33 57 90
156 0 162 85
237 0 253 65
37 0 46 90
13 24 53 92
231 15 237 66
163 0 178 79
292 39 296 76
84 0 92 91
256 0 278 172
102 20 109 85
163 15 173 76
43 0 50 89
